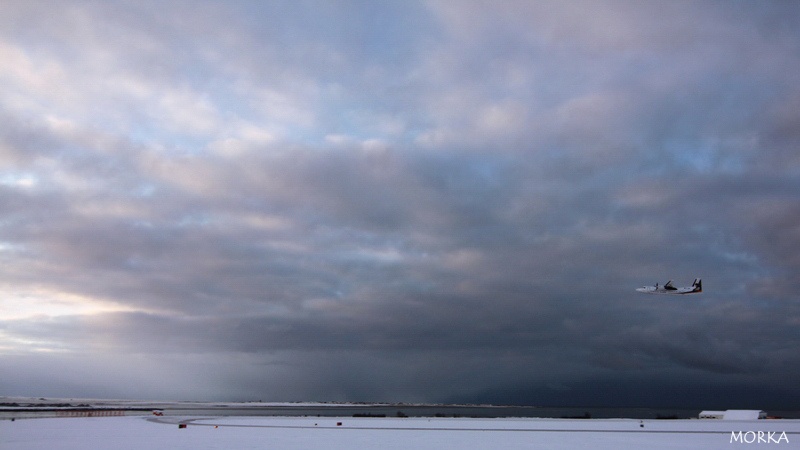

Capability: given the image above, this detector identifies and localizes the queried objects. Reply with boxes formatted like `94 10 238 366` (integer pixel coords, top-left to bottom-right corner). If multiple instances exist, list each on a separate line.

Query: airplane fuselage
636 279 702 294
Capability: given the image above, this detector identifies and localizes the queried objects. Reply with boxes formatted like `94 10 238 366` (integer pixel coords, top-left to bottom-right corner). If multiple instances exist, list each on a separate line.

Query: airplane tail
692 278 702 293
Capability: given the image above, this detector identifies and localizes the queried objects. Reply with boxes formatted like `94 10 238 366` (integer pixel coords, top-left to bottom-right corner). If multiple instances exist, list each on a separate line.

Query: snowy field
2 415 799 449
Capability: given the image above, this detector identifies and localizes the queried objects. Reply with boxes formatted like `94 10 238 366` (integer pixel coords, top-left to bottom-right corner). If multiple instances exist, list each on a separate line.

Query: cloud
0 0 799 407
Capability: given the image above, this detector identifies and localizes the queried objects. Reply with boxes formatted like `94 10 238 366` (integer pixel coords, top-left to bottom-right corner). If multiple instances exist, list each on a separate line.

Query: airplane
636 278 702 294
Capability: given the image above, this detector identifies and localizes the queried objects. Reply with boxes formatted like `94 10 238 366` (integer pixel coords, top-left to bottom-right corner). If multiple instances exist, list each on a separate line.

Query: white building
699 410 766 420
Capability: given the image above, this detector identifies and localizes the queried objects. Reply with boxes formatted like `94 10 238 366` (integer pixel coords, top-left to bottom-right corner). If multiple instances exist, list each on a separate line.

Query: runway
4 415 799 449
163 415 791 435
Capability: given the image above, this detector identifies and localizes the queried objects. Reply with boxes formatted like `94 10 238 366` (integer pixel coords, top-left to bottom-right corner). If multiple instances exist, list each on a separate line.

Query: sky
1 0 799 409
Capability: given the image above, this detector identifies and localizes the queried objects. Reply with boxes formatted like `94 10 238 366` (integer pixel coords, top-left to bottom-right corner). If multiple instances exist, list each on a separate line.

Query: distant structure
699 410 766 420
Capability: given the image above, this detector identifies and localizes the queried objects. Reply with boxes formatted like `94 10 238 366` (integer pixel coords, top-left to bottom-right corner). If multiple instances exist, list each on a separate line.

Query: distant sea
3 398 799 420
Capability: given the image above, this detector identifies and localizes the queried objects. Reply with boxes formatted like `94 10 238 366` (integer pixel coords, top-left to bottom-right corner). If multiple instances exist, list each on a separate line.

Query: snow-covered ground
2 415 798 449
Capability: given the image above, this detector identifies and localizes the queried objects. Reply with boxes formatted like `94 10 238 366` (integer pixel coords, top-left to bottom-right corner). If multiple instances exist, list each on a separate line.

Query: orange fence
55 410 126 417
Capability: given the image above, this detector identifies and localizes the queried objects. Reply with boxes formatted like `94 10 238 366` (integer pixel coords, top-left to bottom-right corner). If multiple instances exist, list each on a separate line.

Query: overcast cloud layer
1 1 799 409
